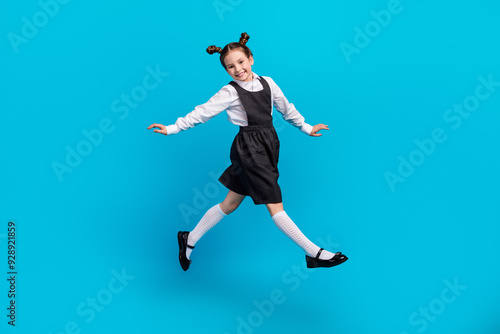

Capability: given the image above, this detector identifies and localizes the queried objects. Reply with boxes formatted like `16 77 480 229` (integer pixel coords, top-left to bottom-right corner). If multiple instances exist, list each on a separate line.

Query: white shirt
165 72 313 136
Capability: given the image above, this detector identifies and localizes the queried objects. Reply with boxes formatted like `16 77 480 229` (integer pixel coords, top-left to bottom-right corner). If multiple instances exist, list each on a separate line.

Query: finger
148 123 163 129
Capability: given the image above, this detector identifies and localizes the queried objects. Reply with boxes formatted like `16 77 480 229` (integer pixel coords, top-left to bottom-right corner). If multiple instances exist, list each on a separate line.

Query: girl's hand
147 123 168 135
309 124 329 137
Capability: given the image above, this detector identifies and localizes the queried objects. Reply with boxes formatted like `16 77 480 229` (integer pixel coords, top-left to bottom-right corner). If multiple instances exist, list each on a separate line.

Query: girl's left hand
309 124 329 137
147 123 168 135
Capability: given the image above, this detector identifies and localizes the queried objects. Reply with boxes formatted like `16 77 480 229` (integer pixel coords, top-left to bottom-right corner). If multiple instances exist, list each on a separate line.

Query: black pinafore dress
218 77 282 205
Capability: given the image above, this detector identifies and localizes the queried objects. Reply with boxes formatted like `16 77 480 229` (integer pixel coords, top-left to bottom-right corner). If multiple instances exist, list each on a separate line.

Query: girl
148 32 347 271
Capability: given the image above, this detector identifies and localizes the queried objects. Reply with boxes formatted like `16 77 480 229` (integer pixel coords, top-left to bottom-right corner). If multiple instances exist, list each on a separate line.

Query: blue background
1 0 499 333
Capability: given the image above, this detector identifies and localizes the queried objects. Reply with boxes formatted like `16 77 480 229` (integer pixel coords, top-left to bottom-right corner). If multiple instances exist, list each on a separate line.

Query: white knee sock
186 203 227 259
271 211 335 260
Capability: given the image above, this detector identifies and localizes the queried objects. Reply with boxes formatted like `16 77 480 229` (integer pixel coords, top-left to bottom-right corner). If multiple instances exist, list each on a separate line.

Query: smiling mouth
236 71 245 77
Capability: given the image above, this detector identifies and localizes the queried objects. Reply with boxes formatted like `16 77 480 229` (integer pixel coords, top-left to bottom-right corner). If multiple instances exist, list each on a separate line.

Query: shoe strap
316 248 324 259
187 244 195 249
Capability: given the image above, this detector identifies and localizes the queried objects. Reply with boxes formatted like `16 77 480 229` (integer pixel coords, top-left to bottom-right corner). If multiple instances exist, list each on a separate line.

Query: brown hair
206 32 253 69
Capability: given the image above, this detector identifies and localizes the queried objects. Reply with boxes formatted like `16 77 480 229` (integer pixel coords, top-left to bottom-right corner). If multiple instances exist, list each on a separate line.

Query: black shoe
178 231 195 271
306 248 348 268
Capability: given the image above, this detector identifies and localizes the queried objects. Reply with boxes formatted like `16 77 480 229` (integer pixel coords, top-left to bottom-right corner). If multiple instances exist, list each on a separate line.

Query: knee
220 201 239 215
267 203 284 217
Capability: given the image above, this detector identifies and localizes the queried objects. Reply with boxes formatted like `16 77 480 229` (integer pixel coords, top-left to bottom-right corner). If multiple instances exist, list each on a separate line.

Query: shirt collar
233 72 259 86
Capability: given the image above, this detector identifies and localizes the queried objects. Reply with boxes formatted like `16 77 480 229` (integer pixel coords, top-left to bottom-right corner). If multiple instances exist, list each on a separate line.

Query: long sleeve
165 85 235 135
267 77 313 135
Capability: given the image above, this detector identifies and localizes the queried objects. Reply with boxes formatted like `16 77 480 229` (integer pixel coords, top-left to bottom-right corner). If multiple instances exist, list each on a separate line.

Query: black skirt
219 122 282 204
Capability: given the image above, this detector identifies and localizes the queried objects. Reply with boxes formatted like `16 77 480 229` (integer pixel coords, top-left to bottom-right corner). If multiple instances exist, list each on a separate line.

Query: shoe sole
306 256 348 268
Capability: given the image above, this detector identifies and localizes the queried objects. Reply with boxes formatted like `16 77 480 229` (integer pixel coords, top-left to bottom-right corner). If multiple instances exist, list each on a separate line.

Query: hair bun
239 32 250 45
206 45 222 54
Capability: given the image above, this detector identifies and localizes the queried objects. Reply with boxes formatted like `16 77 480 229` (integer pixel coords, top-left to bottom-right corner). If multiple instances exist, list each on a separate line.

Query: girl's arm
147 86 234 135
265 76 313 135
267 76 328 137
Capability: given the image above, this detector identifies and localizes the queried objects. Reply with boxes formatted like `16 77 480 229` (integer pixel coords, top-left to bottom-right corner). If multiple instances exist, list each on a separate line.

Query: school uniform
165 73 313 205
173 73 348 271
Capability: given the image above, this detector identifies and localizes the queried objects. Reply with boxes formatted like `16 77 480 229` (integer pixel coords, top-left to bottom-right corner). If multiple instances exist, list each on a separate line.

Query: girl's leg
186 190 245 259
266 202 336 260
219 190 246 215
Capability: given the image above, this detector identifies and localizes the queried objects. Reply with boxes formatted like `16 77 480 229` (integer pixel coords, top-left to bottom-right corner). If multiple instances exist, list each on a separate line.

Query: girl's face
224 50 254 82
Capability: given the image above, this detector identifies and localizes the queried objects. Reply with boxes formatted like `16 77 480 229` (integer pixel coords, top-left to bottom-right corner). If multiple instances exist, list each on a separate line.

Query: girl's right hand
309 124 329 137
147 123 168 135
